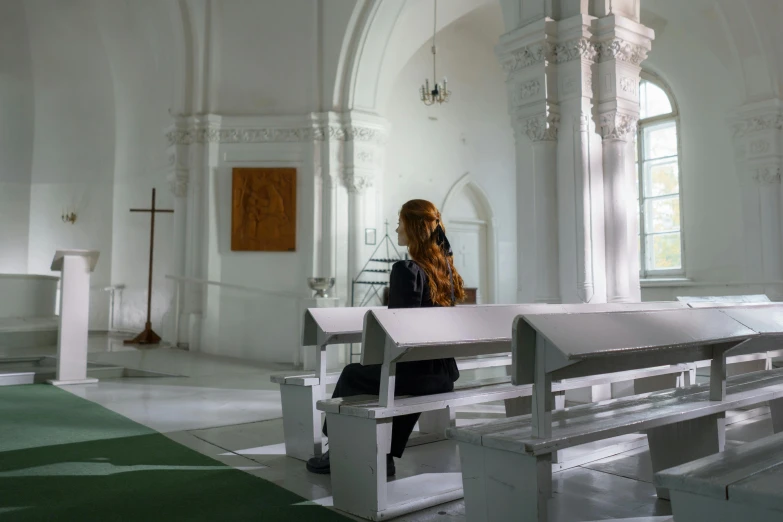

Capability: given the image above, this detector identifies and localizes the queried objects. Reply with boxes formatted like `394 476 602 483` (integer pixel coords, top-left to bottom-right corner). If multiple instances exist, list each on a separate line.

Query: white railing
102 284 126 332
165 275 306 351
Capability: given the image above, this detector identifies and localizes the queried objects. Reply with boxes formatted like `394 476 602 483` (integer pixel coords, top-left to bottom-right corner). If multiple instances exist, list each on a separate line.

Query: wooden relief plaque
231 167 296 251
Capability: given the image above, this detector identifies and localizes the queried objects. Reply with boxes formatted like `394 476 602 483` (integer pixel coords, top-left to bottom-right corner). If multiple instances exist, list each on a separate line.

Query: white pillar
338 113 389 306
496 3 653 304
527 126 561 304
49 250 100 386
166 120 190 345
499 20 562 304
344 170 372 303
732 102 783 299
594 15 653 303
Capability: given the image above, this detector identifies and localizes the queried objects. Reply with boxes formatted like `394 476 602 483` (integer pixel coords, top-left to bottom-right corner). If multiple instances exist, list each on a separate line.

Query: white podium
49 250 100 385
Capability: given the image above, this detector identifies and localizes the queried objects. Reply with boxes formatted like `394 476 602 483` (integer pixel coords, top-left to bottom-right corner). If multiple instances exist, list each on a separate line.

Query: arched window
635 73 684 277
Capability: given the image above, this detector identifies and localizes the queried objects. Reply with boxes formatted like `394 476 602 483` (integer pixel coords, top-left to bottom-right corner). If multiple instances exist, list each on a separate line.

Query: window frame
636 71 686 278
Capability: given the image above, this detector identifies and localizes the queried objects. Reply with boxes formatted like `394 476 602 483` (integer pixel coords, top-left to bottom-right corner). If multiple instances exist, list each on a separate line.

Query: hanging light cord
431 0 437 91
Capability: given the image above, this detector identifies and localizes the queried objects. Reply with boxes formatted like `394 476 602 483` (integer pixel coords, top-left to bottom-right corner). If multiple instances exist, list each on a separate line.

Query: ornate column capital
752 166 782 185
342 168 374 194
730 101 783 185
593 38 649 66
167 172 189 198
599 111 638 141
520 113 561 142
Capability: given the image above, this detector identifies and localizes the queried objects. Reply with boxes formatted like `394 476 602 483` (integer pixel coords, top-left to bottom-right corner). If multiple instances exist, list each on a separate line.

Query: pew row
446 305 783 522
272 306 513 460
316 304 704 521
654 431 783 522
275 302 694 461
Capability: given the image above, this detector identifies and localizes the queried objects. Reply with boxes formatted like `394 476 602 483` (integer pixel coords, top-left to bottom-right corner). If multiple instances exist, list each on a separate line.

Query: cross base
124 322 162 346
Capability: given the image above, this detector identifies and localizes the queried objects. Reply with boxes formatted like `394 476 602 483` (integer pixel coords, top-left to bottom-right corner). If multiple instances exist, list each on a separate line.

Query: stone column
552 16 604 304
498 22 561 304
593 14 653 302
732 103 783 299
165 117 190 344
338 114 388 306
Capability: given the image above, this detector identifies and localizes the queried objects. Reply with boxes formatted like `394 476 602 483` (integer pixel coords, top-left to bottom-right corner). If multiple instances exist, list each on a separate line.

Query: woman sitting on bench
307 199 466 476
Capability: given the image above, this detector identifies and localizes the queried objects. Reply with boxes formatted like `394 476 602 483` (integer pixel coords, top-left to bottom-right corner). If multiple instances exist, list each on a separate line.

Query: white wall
24 0 116 329
638 4 753 301
215 0 317 115
382 6 518 304
0 0 34 273
92 0 178 334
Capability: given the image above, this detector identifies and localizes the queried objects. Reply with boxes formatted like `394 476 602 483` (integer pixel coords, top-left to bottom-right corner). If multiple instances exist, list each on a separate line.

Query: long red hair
399 200 466 307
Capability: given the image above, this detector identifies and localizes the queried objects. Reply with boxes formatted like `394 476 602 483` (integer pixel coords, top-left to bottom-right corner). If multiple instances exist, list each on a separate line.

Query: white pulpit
49 250 100 385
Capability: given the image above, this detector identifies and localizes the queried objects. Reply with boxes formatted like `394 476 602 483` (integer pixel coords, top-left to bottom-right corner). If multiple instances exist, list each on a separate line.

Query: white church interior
2 0 783 521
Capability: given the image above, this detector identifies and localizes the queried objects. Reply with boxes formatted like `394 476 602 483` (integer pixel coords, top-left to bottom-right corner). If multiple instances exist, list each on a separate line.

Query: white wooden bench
683 297 783 378
277 302 698 461
446 305 783 522
317 303 704 520
655 431 783 522
271 306 515 460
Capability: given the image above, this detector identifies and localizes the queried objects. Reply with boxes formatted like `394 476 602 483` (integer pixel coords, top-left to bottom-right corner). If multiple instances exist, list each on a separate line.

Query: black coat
387 260 460 383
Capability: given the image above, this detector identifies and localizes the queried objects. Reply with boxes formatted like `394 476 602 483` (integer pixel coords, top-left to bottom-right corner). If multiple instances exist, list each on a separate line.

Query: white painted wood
657 432 783 521
446 369 783 455
483 446 551 522
679 294 771 304
669 490 781 522
514 308 758 386
279 383 322 461
0 372 35 386
531 336 552 439
318 363 701 420
770 397 783 433
327 413 392 520
647 413 725 500
49 250 100 386
417 407 454 436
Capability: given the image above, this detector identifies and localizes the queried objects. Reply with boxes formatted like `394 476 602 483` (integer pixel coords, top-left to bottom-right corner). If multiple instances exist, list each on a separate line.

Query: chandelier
420 0 450 106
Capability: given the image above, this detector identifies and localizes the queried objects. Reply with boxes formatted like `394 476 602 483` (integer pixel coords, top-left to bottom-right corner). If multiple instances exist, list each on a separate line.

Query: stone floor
2 334 776 522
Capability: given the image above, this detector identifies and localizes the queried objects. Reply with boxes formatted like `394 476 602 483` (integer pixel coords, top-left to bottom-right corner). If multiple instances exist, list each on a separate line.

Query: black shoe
306 450 331 474
306 450 396 477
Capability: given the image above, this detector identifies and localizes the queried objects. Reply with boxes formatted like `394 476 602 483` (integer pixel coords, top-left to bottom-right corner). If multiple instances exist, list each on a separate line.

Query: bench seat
655 431 783 521
447 368 783 456
318 363 696 419
271 355 514 386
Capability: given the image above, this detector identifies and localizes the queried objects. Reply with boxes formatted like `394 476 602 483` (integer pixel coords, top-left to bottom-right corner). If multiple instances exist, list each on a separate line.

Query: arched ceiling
642 0 782 103
342 0 783 117
342 0 497 114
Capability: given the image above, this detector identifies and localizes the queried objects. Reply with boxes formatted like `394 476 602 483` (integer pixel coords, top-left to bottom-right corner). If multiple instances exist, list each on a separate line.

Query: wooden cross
124 188 174 345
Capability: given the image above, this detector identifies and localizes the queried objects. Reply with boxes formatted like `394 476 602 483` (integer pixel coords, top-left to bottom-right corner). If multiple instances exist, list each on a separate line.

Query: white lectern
49 250 100 385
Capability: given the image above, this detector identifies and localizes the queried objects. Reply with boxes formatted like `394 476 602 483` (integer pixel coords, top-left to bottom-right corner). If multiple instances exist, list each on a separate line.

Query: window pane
644 122 677 160
640 80 673 119
644 159 679 197
647 233 682 270
645 196 680 233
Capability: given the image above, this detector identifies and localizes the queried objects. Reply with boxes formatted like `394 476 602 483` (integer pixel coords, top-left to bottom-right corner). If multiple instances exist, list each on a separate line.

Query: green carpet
0 385 349 521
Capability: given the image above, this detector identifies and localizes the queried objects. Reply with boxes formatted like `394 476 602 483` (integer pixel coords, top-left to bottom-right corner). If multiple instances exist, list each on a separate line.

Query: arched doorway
442 173 498 304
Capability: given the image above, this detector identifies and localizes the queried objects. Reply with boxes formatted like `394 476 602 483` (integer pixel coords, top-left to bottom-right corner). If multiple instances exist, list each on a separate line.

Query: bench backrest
677 294 771 306
511 306 782 385
302 306 382 346
361 301 689 366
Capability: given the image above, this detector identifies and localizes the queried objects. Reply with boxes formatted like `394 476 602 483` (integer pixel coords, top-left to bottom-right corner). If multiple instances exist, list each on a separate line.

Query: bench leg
481 446 551 522
504 396 532 417
769 397 783 434
418 407 455 436
280 384 322 461
327 413 392 520
646 412 725 500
